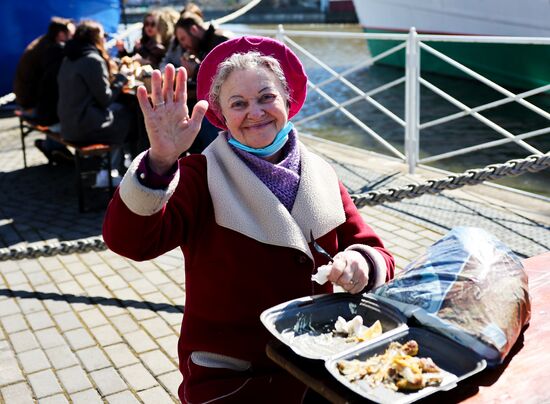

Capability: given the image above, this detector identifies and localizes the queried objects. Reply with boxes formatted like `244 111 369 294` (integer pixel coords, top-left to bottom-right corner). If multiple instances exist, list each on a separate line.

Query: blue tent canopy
1 0 120 97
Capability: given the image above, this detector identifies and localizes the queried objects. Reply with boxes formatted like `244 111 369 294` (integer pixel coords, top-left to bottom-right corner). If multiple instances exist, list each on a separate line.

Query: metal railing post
276 24 285 43
405 27 420 174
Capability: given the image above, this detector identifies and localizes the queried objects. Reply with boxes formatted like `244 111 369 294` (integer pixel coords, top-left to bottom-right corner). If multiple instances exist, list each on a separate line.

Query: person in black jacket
57 20 136 185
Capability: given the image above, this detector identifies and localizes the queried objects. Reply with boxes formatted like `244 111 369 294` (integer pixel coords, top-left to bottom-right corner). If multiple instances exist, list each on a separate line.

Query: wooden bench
16 110 115 213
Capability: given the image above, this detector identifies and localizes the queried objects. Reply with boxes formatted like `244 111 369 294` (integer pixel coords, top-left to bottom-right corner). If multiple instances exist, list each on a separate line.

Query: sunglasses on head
144 21 156 27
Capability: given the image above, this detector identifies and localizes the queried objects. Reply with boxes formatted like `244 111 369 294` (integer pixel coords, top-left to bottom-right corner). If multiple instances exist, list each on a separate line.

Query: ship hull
353 0 550 90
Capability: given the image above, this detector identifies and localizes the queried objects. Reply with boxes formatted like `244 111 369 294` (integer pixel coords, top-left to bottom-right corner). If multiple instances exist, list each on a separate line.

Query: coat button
297 255 307 264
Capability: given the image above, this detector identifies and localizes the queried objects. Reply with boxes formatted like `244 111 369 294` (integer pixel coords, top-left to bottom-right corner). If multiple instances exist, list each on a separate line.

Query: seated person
116 11 166 69
13 17 74 112
160 12 233 153
57 20 136 186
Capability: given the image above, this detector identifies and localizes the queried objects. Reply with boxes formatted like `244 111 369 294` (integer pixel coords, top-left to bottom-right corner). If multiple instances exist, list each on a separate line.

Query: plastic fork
310 230 333 263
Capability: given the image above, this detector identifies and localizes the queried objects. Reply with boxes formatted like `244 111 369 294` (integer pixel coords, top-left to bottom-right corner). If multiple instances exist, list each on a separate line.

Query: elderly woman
103 36 394 403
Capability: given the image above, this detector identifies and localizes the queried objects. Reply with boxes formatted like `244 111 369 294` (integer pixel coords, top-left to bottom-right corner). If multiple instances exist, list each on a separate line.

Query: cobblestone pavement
0 115 549 403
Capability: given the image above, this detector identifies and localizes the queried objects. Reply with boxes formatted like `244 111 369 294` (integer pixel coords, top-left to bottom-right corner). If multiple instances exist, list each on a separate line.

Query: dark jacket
34 43 65 125
13 35 53 108
119 37 166 69
57 39 126 142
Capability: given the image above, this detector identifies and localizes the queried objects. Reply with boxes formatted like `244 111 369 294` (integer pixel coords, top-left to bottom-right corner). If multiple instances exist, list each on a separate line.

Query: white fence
225 25 550 173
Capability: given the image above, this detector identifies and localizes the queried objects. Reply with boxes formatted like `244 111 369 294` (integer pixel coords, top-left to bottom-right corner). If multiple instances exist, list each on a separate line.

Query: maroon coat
103 141 394 402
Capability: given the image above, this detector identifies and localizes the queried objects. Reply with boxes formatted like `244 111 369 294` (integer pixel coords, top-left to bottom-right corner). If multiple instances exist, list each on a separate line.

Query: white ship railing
223 25 550 173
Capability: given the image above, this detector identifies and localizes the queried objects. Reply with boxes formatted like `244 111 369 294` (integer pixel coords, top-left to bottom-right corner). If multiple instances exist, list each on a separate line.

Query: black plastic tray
325 327 487 404
260 293 408 360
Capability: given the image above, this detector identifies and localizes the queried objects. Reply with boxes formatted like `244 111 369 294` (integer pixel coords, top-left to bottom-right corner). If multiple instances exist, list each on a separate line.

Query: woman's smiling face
219 67 289 149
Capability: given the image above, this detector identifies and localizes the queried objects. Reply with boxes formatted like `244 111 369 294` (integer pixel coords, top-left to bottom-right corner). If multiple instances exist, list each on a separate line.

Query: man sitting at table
13 17 76 164
160 12 233 154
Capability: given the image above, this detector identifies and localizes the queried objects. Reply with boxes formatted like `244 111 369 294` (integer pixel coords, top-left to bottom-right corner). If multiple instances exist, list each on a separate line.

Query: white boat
351 0 550 89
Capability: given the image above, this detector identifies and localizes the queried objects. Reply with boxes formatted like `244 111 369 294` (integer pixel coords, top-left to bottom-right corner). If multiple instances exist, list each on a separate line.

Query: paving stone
70 389 103 404
102 275 128 291
156 334 179 360
105 390 140 404
98 302 127 318
64 329 95 350
18 348 51 374
127 278 157 295
144 270 172 286
35 327 65 349
9 329 39 353
158 370 181 399
53 311 82 332
104 344 140 368
4 271 28 286
57 365 93 394
18 298 44 315
88 263 116 278
26 270 51 287
26 311 55 331
119 363 158 391
0 341 25 386
89 367 128 396
78 307 108 329
1 382 34 403
139 349 177 376
117 267 142 282
37 394 69 404
124 330 157 354
45 345 79 370
64 262 88 276
89 324 123 347
1 313 28 334
56 280 85 296
158 310 183 327
140 317 173 339
138 385 175 404
49 269 74 283
43 298 72 316
74 273 100 288
76 346 110 371
27 369 63 398
110 314 139 334
127 306 157 321
0 299 21 317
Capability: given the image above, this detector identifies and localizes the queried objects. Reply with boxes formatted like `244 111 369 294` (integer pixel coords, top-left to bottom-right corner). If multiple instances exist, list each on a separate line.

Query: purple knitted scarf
228 130 301 212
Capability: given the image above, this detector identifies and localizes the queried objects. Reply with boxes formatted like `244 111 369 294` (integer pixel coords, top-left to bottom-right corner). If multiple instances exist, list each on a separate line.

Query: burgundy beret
196 35 308 130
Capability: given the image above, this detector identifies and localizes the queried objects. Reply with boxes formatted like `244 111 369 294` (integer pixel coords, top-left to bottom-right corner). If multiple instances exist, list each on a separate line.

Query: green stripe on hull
365 29 550 91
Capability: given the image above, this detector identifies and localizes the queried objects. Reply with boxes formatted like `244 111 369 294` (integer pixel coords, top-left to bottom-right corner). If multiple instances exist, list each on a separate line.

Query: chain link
351 153 550 208
0 237 107 262
0 153 548 261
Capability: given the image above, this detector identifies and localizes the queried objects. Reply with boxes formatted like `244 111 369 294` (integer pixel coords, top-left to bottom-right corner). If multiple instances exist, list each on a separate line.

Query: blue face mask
227 122 294 158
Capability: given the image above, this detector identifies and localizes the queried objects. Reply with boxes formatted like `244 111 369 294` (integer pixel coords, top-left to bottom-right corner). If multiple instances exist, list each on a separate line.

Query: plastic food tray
325 327 486 403
260 293 408 360
261 293 487 403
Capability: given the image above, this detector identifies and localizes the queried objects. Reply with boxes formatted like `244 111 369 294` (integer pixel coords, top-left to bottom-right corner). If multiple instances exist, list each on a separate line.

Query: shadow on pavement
0 287 184 314
0 162 111 249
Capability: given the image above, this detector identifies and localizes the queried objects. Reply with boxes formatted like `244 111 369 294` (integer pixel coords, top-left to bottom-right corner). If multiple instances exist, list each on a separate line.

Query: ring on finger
154 101 165 108
349 279 358 286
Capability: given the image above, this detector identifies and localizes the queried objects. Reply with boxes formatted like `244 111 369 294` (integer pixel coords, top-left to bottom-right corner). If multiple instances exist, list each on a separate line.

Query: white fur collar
203 134 346 259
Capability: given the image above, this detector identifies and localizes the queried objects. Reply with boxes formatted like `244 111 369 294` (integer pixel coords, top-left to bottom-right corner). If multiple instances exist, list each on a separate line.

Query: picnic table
266 252 550 403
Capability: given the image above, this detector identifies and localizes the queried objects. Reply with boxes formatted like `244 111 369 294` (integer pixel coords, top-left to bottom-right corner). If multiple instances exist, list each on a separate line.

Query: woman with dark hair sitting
116 11 166 69
57 20 136 186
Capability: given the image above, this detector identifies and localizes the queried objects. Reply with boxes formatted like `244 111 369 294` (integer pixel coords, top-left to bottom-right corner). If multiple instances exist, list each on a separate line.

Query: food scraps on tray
333 315 383 342
336 340 443 391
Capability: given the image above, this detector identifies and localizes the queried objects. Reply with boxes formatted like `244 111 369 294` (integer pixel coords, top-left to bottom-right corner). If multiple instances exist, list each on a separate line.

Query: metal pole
276 24 285 43
405 27 420 174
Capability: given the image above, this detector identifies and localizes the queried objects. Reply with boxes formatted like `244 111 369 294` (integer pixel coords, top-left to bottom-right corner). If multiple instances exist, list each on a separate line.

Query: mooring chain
351 153 550 209
0 153 548 261
0 238 107 262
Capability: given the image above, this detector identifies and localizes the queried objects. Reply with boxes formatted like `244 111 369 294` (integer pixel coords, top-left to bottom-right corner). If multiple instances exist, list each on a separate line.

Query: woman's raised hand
136 64 208 175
